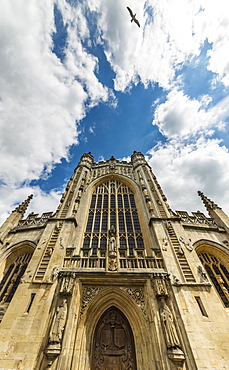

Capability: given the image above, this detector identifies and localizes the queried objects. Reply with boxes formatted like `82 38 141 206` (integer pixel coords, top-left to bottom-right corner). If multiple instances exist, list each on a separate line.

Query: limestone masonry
0 152 229 369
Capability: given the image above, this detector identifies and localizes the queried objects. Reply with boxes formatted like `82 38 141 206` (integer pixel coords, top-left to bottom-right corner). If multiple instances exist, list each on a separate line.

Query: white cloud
152 89 227 139
0 0 114 218
87 0 229 91
1 0 229 225
0 184 61 226
147 138 229 215
193 0 229 86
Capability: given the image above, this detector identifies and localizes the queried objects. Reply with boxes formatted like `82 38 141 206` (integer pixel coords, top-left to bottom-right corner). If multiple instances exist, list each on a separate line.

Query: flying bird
127 7 140 28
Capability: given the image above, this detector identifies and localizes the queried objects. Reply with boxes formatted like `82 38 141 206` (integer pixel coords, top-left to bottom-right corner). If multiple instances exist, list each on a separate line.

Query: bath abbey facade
0 151 229 370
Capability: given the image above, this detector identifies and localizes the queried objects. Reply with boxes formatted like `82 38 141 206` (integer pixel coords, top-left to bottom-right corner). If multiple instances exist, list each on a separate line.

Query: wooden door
91 306 137 370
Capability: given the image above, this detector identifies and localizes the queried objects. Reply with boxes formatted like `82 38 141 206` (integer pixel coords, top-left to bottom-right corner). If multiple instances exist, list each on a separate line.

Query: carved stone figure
48 267 59 283
107 226 117 271
154 278 168 297
49 299 68 344
172 274 180 285
72 200 79 215
197 265 208 282
162 237 168 251
59 237 64 249
177 244 184 255
108 226 117 257
146 200 154 215
60 273 76 295
109 236 116 254
108 258 117 271
76 189 82 201
160 298 181 349
179 236 193 251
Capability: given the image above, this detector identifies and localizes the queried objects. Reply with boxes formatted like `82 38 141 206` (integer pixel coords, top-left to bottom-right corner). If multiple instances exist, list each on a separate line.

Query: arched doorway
91 306 137 370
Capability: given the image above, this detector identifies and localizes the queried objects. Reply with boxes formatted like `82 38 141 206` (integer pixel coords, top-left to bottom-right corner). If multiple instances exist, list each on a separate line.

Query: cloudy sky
1 0 229 224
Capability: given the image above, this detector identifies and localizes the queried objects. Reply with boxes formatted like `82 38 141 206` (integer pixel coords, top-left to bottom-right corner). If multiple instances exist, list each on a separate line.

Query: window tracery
83 180 144 257
198 251 229 307
0 251 32 304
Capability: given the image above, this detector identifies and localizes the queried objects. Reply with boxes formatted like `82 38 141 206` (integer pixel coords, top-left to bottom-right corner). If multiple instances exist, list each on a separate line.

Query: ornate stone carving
72 199 79 215
48 266 59 283
179 236 193 252
172 274 181 285
154 278 168 297
80 286 105 315
108 258 117 271
146 199 155 216
60 272 77 295
120 287 146 315
109 159 117 173
162 237 168 251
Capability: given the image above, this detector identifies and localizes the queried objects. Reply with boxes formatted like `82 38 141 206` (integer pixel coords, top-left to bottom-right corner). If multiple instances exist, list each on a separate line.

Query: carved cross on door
91 306 137 370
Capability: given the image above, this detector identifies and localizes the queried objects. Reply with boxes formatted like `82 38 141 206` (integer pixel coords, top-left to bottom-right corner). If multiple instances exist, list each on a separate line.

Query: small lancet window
195 296 208 317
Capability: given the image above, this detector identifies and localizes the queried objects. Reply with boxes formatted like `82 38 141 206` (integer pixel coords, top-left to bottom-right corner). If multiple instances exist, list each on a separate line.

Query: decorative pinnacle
14 194 33 215
198 191 221 212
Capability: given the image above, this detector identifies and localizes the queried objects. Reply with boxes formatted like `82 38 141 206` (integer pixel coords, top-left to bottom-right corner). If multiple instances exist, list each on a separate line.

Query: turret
78 152 94 170
0 194 33 244
131 151 147 169
198 191 229 233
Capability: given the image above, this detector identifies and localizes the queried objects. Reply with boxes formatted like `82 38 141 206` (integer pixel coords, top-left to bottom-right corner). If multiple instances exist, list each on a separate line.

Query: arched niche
195 240 229 308
73 287 156 370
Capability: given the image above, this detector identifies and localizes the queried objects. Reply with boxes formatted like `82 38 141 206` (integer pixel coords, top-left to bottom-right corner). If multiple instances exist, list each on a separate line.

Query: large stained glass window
198 251 229 308
82 180 144 256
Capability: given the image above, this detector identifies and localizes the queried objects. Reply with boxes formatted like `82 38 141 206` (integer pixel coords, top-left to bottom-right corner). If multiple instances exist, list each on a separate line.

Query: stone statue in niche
160 298 181 349
48 299 68 345
197 265 208 282
108 225 117 257
108 225 117 271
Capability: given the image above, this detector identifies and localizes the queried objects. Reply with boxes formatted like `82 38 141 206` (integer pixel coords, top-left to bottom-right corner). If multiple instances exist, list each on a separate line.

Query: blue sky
1 0 229 223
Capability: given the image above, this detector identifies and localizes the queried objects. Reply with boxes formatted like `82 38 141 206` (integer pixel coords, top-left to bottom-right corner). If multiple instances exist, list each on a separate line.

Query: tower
0 152 229 370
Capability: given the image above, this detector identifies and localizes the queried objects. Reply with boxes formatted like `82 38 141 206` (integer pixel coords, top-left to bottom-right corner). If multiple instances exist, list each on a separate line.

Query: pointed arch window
198 251 229 308
0 251 32 304
83 180 144 256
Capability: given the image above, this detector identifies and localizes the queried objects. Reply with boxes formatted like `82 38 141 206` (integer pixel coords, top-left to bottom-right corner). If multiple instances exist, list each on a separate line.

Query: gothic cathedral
0 152 229 370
